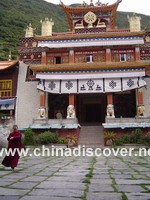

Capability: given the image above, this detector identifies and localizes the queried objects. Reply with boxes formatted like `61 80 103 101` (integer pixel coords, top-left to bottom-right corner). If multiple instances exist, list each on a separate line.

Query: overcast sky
44 0 150 16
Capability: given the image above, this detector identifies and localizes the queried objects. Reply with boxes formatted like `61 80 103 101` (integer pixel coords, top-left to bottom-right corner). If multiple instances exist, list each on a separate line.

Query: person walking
2 125 23 170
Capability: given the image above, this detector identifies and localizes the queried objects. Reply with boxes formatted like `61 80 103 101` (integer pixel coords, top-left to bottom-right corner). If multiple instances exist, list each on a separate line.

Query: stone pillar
38 91 46 119
69 49 74 63
135 46 140 61
137 88 145 117
41 52 47 64
106 48 111 62
106 93 115 118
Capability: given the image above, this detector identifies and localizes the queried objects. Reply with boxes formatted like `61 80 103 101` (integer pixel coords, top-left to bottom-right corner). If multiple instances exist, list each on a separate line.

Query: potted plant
104 131 116 146
66 134 78 147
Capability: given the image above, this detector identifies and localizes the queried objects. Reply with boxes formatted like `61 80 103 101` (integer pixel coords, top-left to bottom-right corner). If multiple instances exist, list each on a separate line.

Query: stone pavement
0 148 150 200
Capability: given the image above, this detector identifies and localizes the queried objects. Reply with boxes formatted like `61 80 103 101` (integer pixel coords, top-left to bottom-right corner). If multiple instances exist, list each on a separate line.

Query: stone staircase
78 125 104 148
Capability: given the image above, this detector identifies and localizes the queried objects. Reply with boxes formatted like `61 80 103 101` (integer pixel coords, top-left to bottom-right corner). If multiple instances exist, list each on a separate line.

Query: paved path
0 147 150 200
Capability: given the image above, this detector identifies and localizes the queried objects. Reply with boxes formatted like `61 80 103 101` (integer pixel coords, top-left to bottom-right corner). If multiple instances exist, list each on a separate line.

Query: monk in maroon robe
2 125 22 170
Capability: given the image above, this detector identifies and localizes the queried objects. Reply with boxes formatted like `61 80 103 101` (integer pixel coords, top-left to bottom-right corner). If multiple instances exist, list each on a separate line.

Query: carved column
106 93 115 118
69 49 74 63
135 46 140 61
40 91 46 107
107 93 113 104
106 48 111 62
137 88 145 117
69 94 75 106
41 52 47 64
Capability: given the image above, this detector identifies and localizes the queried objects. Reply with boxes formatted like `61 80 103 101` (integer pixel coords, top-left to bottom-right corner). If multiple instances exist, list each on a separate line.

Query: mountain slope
0 0 150 60
0 0 68 60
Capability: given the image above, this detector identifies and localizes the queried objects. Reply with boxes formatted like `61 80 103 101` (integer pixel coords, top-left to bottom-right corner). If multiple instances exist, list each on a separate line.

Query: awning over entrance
36 69 146 94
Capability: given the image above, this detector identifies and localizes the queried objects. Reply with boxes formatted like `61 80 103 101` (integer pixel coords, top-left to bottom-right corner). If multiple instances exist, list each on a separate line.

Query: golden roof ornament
40 18 54 36
25 23 36 38
128 13 141 32
95 0 108 6
90 0 94 6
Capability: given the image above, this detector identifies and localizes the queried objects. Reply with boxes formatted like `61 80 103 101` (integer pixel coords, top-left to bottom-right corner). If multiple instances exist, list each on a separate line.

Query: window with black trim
55 56 61 64
86 55 93 62
120 54 127 62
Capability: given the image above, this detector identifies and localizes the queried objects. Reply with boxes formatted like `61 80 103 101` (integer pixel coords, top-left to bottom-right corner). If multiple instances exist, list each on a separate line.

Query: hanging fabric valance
0 98 16 110
37 77 146 94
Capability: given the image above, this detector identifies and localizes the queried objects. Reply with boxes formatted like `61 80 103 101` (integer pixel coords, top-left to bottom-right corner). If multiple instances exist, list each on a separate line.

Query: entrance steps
78 125 104 148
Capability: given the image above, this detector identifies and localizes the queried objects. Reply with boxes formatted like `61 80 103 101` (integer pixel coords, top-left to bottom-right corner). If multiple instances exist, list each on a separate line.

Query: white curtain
78 79 103 93
37 77 146 94
61 80 77 93
44 80 60 93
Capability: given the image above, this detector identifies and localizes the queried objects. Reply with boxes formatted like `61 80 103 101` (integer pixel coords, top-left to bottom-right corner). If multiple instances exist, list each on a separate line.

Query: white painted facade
15 61 39 129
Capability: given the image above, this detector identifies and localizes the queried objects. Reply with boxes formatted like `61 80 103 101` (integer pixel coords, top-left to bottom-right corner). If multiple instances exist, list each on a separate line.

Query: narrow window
86 55 93 62
55 56 61 64
120 54 127 62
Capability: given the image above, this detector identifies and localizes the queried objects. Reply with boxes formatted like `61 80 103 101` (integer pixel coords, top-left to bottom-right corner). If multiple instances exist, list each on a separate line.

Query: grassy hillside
0 0 68 60
0 0 150 60
116 11 150 29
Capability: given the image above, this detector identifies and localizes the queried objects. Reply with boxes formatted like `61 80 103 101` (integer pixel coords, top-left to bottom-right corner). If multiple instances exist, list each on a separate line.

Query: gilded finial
90 0 94 6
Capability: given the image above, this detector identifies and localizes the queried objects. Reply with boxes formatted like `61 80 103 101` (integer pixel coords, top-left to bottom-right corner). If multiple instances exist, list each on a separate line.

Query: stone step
78 125 104 147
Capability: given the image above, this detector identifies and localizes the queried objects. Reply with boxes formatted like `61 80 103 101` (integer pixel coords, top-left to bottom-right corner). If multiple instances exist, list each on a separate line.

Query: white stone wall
15 61 39 129
143 77 150 117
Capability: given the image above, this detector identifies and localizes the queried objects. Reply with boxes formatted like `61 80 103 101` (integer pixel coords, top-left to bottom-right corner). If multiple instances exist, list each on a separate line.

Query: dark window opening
48 93 68 118
114 91 136 117
86 55 93 62
120 54 127 62
55 56 61 64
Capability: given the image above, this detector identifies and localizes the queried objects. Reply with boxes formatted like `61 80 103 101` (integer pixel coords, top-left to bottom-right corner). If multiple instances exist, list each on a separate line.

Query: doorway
85 104 101 122
76 93 106 124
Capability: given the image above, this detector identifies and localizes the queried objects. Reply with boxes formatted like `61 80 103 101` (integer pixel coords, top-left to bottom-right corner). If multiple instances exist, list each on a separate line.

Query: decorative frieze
37 77 146 94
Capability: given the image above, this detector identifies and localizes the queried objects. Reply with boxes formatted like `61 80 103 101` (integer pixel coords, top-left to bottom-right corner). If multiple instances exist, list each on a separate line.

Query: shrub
114 128 149 146
38 131 58 144
23 128 35 145
114 137 124 146
104 131 116 146
114 134 131 146
130 128 142 143
57 137 67 144
141 132 150 145
66 134 78 146
121 134 131 144
104 131 116 139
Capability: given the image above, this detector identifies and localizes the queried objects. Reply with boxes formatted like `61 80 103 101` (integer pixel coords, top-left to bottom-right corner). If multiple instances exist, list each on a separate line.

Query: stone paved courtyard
0 147 150 200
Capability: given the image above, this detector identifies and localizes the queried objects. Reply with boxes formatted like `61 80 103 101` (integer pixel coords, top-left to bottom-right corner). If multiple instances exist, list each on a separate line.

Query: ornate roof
0 60 18 71
60 0 122 31
35 31 145 49
35 31 145 41
30 61 150 75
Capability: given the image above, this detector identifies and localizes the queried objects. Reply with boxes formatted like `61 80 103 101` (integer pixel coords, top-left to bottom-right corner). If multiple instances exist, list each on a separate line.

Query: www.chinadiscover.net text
0 145 150 157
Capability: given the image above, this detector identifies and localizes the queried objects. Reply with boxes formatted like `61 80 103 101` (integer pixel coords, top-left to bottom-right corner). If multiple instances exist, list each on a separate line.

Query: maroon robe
2 130 22 169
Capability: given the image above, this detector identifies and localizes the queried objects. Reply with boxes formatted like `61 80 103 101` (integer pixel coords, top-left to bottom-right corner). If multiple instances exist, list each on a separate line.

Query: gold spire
90 0 94 6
